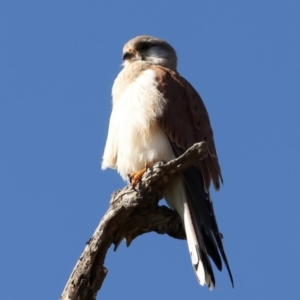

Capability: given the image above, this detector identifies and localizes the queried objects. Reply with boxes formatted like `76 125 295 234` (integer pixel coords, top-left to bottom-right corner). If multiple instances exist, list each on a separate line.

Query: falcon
102 35 233 289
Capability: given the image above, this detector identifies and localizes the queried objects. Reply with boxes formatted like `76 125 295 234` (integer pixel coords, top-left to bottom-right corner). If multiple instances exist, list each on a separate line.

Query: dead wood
60 142 208 300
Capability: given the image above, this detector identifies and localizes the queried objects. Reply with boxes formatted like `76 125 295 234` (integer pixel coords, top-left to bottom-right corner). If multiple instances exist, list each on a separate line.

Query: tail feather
166 140 234 289
183 202 206 285
183 189 216 289
183 166 234 288
165 177 217 289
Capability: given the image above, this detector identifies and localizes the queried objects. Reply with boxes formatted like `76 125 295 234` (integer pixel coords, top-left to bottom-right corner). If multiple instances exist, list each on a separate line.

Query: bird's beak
123 49 142 61
123 48 137 61
123 52 133 61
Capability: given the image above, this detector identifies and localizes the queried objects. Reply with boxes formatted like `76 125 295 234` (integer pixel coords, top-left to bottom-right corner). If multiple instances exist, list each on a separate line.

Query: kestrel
102 35 233 289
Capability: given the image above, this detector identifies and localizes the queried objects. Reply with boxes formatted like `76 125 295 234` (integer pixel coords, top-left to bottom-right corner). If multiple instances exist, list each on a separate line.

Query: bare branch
60 142 208 300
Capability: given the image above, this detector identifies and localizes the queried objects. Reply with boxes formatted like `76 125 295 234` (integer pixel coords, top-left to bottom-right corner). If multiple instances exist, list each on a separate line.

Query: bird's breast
110 68 174 181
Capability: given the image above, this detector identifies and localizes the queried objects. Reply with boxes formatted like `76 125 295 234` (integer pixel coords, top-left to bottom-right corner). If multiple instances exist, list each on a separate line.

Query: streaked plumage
102 35 233 289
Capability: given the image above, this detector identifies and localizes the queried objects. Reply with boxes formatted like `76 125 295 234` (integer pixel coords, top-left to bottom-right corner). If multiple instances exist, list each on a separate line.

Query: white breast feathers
102 67 174 181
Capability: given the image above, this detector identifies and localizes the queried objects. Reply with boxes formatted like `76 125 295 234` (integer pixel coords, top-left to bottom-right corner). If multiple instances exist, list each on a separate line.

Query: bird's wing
153 65 233 287
152 65 222 191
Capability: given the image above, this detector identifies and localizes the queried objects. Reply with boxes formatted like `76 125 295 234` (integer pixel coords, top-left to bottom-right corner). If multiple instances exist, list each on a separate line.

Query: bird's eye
139 42 150 50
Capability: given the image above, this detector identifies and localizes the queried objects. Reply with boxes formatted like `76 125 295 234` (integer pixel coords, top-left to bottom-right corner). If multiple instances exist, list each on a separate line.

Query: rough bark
60 142 208 300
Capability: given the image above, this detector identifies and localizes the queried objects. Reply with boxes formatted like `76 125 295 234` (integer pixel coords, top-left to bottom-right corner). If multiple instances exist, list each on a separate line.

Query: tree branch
60 142 208 300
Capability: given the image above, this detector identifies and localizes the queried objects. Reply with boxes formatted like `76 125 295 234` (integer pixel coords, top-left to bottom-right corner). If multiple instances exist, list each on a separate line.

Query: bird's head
122 35 178 71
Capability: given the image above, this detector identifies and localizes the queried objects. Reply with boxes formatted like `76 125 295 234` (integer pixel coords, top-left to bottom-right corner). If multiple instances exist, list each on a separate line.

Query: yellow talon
129 162 153 187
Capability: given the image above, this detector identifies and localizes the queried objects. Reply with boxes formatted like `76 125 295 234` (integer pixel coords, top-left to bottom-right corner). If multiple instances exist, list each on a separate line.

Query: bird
102 35 233 290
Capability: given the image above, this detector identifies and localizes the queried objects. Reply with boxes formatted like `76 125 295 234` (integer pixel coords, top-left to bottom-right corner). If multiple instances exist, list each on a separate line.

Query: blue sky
1 1 300 299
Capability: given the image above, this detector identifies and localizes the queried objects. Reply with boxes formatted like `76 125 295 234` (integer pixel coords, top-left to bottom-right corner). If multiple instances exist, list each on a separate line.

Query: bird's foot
129 162 153 187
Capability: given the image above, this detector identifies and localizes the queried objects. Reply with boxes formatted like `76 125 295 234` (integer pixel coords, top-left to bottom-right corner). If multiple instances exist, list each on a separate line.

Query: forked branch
60 142 208 300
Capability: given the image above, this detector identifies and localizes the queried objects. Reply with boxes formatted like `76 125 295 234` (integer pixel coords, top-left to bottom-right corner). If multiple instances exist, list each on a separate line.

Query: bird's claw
129 162 153 187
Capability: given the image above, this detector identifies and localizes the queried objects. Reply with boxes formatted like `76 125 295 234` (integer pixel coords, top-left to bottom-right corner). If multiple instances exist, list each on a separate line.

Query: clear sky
1 1 299 299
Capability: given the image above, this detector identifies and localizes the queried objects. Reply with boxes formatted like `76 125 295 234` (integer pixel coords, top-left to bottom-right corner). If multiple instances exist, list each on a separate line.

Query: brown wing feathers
153 65 222 191
154 65 233 287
